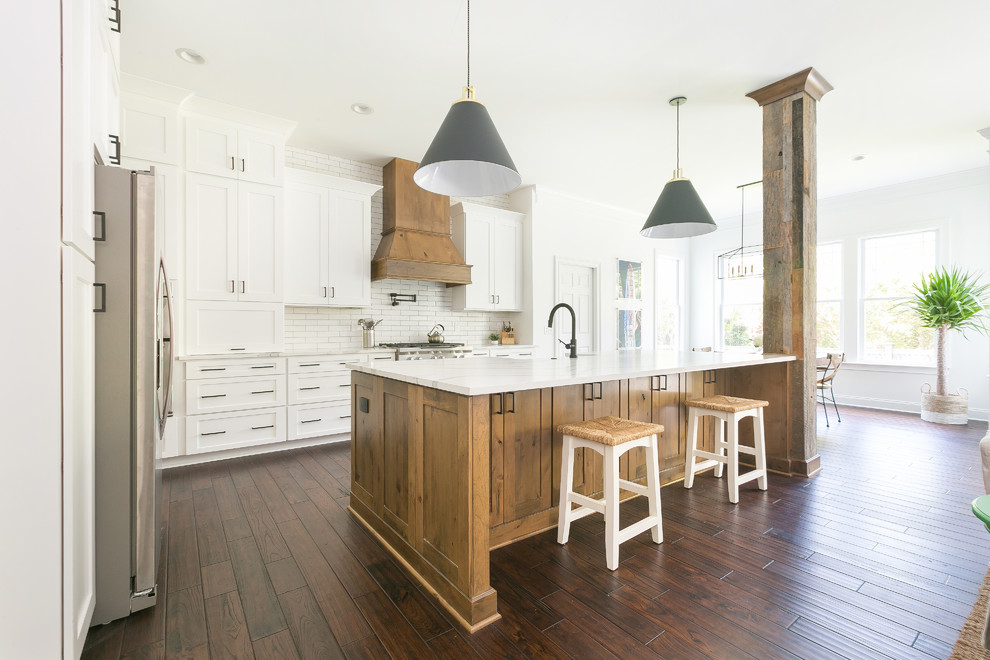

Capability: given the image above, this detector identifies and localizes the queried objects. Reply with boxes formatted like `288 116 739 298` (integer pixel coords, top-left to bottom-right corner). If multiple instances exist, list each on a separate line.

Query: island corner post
746 67 833 478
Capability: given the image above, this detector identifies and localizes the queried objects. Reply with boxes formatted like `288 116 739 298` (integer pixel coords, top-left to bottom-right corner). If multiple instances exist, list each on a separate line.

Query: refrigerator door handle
158 256 175 437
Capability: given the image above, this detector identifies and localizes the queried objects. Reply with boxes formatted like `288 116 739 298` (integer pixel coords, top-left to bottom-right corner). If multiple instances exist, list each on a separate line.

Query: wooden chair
817 352 844 427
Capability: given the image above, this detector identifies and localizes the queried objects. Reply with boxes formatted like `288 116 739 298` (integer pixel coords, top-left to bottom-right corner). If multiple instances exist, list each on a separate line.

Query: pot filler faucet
548 303 578 358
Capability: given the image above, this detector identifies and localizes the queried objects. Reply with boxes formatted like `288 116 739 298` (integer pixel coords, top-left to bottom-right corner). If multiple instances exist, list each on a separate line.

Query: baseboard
162 433 349 469
832 395 988 422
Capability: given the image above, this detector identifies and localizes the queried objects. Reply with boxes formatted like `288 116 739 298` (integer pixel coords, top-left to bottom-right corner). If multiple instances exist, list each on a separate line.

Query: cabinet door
491 216 522 311
185 116 238 179
121 94 178 165
464 214 494 310
62 246 96 659
500 389 552 522
186 174 238 301
237 182 283 302
328 189 372 307
284 181 330 305
63 0 94 262
237 128 284 186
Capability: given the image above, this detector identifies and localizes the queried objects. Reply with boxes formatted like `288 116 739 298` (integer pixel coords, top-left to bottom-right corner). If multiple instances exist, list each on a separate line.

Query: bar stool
556 416 664 570
684 395 769 504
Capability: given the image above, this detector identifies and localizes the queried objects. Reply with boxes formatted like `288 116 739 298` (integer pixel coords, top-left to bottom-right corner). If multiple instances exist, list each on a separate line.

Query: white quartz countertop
349 350 796 396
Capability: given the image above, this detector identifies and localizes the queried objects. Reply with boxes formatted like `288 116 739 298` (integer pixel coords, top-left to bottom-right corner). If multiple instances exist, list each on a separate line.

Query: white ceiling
121 0 990 222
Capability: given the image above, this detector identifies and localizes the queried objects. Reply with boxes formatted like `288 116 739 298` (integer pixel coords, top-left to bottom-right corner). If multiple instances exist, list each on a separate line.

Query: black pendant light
641 97 717 239
414 0 521 197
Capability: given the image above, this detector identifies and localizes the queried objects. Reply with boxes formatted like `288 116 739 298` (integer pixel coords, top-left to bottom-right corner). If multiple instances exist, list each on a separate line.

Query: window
720 275 763 352
655 256 681 350
816 243 843 354
860 229 938 364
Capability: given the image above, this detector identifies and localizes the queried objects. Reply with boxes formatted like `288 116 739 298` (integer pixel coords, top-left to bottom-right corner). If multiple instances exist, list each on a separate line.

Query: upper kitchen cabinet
451 202 525 311
185 173 283 303
120 93 180 165
91 0 121 167
283 169 382 307
185 116 284 186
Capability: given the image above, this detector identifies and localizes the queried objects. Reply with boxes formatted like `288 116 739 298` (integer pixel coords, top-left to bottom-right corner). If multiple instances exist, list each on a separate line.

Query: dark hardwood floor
82 405 990 659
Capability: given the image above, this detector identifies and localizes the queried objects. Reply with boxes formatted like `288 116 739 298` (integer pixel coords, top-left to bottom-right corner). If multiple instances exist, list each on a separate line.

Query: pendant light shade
641 96 716 239
414 1 520 197
414 95 521 197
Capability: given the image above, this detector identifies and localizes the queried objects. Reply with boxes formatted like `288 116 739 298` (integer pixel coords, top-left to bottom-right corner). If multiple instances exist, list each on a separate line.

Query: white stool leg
754 408 768 490
684 407 699 489
604 444 620 570
727 413 740 504
557 435 575 544
713 414 726 478
645 434 663 544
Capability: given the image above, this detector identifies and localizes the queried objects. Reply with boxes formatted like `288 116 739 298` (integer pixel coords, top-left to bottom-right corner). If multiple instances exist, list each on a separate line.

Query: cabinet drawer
186 408 286 454
186 357 285 379
287 402 351 440
288 353 366 373
186 375 286 414
287 373 350 404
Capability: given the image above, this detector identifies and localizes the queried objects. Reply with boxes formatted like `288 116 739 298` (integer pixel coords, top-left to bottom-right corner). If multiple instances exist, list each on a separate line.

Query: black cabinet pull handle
339 415 351 419
201 430 226 436
201 367 226 372
251 365 275 369
200 394 226 399
229 348 246 351
374 356 392 360
93 283 107 313
299 386 320 391
338 384 350 388
506 392 515 414
250 390 274 395
594 382 603 399
492 393 503 415
301 418 322 424
584 383 593 401
241 158 245 172
108 134 120 165
299 363 321 367
108 0 120 32
93 212 106 241
231 156 235 170
251 425 274 430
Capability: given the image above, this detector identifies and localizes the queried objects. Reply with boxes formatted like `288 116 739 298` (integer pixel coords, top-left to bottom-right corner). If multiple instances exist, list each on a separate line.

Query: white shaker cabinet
451 202 525 312
185 115 284 186
120 93 180 165
185 173 283 303
283 168 382 307
91 0 120 167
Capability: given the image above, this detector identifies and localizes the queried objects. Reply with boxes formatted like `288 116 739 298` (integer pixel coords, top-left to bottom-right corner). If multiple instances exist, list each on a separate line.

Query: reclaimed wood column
747 68 832 477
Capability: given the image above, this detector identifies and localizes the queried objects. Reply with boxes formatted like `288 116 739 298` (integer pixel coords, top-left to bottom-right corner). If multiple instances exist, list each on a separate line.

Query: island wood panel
724 361 790 474
626 374 682 486
498 388 553 523
350 373 381 515
381 378 418 542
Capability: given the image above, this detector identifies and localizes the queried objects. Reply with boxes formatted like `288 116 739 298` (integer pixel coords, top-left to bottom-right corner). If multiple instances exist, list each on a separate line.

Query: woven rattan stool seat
685 395 769 414
556 416 664 447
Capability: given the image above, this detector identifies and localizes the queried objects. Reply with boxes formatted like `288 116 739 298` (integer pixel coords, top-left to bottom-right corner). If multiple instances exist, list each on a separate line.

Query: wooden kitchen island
347 351 796 631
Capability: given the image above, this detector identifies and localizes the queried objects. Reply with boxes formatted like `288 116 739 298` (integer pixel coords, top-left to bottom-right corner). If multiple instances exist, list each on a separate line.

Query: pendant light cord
740 185 745 247
466 0 471 89
675 100 680 171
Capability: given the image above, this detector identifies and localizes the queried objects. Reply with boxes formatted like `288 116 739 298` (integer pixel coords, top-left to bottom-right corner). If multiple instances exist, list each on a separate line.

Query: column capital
746 67 833 107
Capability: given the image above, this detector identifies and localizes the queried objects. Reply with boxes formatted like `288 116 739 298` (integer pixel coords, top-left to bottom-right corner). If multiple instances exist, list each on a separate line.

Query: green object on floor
972 495 990 534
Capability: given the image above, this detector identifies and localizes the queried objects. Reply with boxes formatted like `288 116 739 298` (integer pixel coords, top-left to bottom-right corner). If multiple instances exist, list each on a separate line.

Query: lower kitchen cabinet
185 374 285 415
287 401 351 440
186 407 286 454
490 388 552 526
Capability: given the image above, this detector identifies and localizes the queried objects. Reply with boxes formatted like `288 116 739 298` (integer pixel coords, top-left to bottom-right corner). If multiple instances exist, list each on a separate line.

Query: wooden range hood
371 158 472 285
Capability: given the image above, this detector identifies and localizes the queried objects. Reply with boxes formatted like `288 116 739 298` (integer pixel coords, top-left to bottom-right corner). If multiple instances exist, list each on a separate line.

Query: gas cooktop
378 342 465 349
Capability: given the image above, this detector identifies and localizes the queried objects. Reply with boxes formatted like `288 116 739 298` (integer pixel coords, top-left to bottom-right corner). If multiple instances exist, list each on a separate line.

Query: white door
238 128 284 186
492 217 522 311
237 182 283 302
185 116 238 178
186 173 238 301
464 214 494 310
284 181 330 305
62 246 96 659
328 190 371 307
555 260 598 355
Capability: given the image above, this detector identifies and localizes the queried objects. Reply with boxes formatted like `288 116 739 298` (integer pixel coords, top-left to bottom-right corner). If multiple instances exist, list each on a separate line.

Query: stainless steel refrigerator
93 164 175 623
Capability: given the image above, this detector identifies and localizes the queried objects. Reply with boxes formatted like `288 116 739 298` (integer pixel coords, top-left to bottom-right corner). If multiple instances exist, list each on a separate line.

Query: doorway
554 258 599 356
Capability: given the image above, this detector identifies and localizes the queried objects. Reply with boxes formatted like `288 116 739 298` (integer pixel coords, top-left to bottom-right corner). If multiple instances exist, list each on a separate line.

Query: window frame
718 268 763 353
815 241 844 355
654 254 683 351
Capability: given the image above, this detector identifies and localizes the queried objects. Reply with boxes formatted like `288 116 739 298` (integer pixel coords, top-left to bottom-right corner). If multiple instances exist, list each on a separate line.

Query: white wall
0 1 64 657
513 186 692 357
689 167 990 421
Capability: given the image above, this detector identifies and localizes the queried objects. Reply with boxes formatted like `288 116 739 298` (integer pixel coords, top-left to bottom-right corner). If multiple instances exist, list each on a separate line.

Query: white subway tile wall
283 147 519 352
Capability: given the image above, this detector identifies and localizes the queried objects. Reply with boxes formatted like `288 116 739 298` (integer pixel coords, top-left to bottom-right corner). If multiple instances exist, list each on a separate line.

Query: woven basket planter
920 384 969 425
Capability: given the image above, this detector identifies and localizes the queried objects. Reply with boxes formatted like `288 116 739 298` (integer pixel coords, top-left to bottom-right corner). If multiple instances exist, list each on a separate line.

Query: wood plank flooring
83 406 990 659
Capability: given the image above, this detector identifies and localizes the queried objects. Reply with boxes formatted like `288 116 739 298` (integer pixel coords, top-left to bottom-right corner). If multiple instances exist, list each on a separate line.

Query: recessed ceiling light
175 48 206 65
852 154 867 161
350 103 374 115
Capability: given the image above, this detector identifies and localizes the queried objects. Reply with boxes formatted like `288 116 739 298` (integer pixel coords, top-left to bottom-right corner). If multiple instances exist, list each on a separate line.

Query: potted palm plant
899 267 989 424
